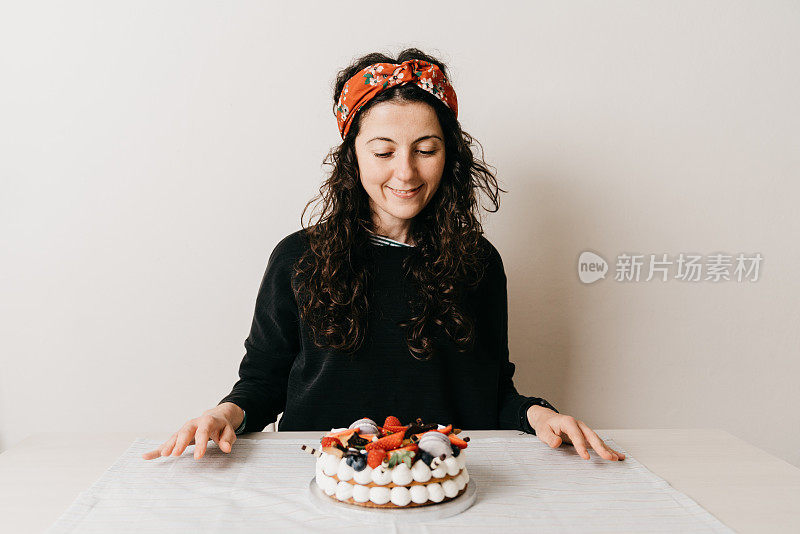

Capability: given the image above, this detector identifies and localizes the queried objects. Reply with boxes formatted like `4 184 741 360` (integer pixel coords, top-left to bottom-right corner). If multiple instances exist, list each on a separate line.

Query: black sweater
219 229 556 433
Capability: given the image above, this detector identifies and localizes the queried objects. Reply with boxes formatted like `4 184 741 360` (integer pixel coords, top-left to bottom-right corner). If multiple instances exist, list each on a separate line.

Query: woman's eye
374 150 437 158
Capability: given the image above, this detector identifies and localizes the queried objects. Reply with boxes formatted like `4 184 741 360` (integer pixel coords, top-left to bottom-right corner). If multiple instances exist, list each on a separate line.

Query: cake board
308 477 477 523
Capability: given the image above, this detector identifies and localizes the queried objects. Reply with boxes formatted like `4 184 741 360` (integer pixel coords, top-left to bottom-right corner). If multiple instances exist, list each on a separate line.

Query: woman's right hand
142 402 243 461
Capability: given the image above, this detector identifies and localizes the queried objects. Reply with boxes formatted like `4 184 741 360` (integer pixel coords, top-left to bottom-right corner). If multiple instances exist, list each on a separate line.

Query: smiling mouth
388 185 423 193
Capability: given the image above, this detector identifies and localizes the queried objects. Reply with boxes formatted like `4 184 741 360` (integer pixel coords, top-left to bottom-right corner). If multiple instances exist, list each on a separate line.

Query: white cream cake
301 416 470 508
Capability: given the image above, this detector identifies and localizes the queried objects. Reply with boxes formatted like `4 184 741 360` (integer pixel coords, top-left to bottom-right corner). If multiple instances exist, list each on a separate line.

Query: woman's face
354 100 446 232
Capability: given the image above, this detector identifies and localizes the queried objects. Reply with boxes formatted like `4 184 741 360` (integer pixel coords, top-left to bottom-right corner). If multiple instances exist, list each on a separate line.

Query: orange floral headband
334 58 458 139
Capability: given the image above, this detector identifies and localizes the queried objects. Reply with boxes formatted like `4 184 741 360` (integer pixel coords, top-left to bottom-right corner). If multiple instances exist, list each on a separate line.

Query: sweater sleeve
485 242 558 434
218 235 302 432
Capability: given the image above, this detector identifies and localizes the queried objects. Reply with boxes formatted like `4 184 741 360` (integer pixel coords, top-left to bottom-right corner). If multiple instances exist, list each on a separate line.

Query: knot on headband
334 58 458 139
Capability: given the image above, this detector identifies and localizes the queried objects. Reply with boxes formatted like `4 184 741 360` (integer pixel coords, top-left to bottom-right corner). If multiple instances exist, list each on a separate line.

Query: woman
143 49 624 463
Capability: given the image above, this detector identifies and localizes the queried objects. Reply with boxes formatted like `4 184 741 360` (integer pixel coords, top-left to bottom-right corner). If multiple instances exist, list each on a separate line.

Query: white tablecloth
47 434 733 533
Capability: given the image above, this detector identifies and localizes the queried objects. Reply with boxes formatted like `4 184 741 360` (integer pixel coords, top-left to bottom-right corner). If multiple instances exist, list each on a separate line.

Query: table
1 429 798 533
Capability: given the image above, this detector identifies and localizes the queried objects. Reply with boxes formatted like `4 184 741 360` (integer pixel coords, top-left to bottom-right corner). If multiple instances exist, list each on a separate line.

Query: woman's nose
392 151 416 179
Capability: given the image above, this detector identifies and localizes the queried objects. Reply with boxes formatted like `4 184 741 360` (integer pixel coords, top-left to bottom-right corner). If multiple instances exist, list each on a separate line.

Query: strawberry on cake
301 416 470 508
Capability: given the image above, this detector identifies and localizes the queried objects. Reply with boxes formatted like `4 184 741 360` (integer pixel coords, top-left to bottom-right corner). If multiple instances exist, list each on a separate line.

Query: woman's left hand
527 405 626 462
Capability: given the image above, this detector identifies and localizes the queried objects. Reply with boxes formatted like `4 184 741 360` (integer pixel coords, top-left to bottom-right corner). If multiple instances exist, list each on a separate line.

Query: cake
301 416 470 508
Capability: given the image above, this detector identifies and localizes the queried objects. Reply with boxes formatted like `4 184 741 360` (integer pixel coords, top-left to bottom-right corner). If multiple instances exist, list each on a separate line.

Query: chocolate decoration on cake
346 433 370 448
406 417 438 436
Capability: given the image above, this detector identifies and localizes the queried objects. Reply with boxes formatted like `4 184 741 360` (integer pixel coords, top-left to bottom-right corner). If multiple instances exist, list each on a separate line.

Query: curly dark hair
292 47 506 361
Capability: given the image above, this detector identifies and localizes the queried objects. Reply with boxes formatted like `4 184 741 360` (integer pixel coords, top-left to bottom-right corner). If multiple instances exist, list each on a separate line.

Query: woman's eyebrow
366 135 442 144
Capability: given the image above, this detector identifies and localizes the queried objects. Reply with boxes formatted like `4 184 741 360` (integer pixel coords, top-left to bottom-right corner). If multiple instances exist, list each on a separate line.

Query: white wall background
2 1 799 467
